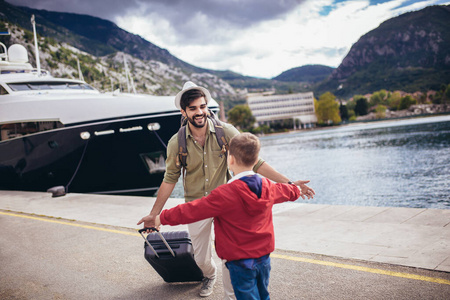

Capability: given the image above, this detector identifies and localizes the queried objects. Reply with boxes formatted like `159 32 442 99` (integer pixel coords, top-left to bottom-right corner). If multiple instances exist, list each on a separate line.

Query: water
171 115 450 209
259 115 450 209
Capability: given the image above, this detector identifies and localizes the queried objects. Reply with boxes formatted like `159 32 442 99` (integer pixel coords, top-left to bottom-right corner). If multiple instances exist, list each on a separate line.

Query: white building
247 91 317 128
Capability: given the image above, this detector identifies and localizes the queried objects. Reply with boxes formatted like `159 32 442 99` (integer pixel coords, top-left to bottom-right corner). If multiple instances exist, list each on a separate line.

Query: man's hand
137 214 156 229
293 180 315 200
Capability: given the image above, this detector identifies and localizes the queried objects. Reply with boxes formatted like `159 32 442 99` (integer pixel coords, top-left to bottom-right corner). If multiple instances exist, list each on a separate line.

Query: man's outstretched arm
137 181 176 228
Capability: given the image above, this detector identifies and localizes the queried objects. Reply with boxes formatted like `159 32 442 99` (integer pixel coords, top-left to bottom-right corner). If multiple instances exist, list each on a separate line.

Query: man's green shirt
163 119 265 202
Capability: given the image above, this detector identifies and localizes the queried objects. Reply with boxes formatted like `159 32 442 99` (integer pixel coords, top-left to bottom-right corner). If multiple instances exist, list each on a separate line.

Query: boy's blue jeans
225 254 271 300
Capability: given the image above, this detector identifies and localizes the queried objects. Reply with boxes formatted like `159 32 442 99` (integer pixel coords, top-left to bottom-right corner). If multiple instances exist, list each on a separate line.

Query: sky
6 0 450 79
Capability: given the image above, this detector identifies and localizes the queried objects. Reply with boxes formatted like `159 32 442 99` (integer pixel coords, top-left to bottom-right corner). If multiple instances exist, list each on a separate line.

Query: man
137 81 315 298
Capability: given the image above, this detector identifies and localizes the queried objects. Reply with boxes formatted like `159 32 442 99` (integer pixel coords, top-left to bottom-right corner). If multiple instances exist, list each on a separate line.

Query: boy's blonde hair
228 132 260 167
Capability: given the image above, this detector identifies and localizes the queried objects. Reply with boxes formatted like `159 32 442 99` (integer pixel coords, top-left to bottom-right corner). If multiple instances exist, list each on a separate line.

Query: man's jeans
225 254 271 300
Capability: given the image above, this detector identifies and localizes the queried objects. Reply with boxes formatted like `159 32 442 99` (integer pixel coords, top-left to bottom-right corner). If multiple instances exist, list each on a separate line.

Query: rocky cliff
319 5 450 97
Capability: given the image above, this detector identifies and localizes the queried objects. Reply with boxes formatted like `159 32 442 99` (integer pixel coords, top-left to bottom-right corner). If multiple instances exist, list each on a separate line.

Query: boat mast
31 15 41 75
76 57 84 81
124 55 131 93
123 55 136 94
130 73 137 94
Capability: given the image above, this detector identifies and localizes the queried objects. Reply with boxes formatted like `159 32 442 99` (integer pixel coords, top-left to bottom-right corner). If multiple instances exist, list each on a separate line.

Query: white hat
174 81 212 110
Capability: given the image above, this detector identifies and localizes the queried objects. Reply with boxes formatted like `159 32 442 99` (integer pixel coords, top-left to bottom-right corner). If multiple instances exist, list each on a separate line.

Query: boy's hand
293 180 315 200
155 215 161 229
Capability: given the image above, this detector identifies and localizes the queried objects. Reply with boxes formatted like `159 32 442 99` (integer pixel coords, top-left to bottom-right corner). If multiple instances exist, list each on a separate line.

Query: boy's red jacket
160 175 300 261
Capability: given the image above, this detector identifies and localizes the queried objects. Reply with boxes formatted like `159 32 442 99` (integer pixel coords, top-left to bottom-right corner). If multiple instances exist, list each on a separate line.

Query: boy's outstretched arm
256 162 315 199
155 215 161 229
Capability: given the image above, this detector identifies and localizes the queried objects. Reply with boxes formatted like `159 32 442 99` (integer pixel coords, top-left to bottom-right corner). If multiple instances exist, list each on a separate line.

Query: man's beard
187 113 207 128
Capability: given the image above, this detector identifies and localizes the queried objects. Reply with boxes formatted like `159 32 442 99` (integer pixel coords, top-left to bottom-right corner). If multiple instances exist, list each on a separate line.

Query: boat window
7 83 30 91
0 84 8 95
67 83 85 89
7 82 96 91
0 121 64 141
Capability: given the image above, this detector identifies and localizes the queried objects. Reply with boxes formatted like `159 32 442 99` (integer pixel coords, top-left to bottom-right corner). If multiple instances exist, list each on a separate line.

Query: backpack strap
210 116 229 158
176 125 188 169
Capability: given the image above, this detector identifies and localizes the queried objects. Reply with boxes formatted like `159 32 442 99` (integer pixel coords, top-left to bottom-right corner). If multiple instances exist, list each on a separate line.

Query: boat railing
0 42 7 62
30 68 51 76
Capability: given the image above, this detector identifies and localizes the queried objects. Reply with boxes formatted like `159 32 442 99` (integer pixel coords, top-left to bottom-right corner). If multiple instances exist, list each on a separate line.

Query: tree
346 98 356 112
431 84 450 104
354 95 369 116
252 124 270 135
375 105 387 119
444 84 450 104
431 91 442 104
227 104 255 131
370 90 387 106
339 103 349 121
398 95 416 110
348 109 356 121
387 91 402 110
316 92 342 125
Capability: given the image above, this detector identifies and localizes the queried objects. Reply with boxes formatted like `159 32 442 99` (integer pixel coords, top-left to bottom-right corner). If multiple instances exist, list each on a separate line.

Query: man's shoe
199 276 216 297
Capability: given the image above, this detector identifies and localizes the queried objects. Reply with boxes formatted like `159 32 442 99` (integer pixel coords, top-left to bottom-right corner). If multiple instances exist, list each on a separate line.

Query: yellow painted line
0 211 140 237
272 253 450 285
2 210 449 285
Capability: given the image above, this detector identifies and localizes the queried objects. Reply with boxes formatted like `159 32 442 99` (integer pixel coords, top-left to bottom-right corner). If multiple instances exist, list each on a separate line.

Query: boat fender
47 186 66 197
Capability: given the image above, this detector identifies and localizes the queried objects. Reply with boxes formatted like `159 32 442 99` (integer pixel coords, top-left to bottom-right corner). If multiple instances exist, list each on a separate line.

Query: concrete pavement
0 190 449 272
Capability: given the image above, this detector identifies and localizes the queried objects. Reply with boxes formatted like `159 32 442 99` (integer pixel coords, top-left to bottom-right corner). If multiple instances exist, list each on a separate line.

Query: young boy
154 132 301 299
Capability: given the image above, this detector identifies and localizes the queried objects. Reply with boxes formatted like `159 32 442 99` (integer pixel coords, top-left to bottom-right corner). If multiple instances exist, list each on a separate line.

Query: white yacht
0 40 218 196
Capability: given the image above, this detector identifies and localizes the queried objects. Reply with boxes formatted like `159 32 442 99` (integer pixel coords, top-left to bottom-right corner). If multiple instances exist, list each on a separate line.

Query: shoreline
257 112 450 138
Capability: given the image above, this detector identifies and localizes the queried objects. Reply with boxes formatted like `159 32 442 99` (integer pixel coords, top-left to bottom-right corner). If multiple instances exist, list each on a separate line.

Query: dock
1 190 449 299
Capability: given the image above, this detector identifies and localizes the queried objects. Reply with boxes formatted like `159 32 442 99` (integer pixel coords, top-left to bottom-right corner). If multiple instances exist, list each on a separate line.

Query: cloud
8 0 306 29
115 0 449 78
6 0 450 78
6 0 135 20
114 0 309 45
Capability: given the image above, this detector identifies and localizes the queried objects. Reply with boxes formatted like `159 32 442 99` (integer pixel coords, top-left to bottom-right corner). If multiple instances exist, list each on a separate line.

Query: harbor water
171 115 450 209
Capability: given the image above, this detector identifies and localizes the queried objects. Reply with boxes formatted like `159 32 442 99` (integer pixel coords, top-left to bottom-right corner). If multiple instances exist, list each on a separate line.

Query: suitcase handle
138 227 176 258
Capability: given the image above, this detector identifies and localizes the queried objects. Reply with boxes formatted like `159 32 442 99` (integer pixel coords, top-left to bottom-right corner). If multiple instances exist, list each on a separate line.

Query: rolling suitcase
139 228 204 283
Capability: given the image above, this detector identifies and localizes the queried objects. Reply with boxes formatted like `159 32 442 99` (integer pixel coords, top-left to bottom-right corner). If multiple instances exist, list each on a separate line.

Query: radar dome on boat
8 44 29 63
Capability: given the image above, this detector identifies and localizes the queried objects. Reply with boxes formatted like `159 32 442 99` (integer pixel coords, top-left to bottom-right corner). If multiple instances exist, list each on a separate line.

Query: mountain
0 0 237 99
1 0 448 103
272 65 334 83
0 0 205 72
0 0 312 102
316 5 450 98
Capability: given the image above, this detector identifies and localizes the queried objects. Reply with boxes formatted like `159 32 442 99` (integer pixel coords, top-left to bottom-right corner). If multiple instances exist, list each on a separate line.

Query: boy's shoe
199 276 216 297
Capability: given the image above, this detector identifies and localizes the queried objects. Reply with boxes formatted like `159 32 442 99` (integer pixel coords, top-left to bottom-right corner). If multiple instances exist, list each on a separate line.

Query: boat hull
0 112 181 196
